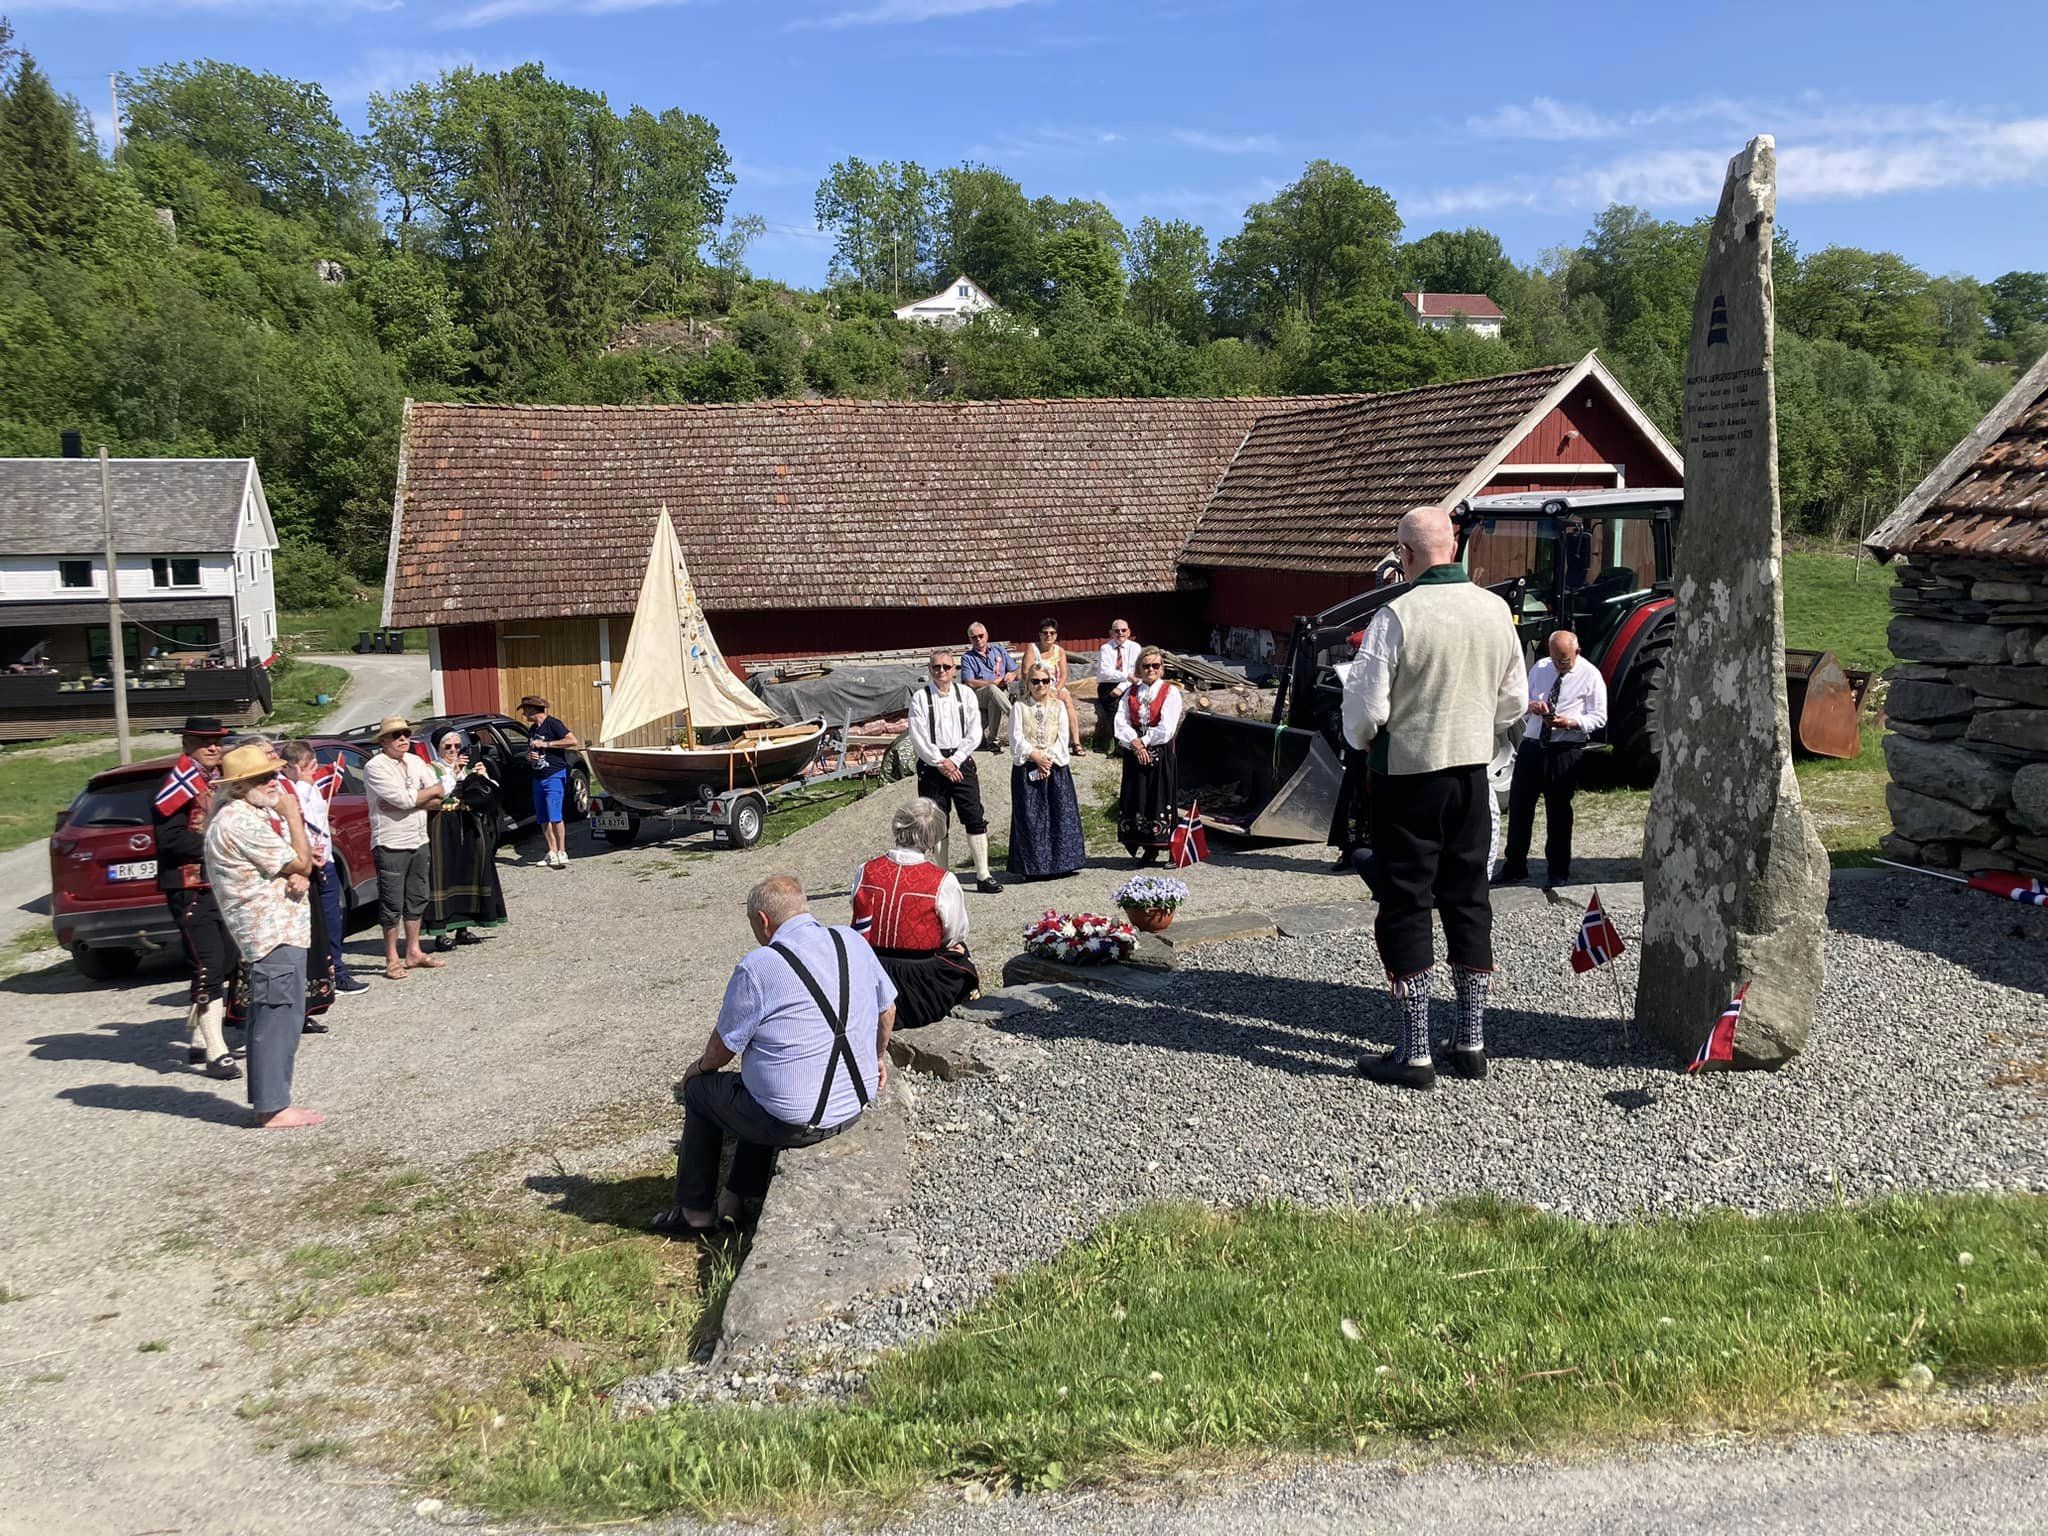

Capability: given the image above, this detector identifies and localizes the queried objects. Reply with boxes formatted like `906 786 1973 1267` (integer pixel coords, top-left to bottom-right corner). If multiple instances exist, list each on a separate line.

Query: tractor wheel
1610 631 1670 786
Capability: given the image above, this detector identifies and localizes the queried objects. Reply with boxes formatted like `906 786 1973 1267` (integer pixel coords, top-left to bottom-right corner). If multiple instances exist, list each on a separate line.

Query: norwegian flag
1570 891 1626 974
1688 984 1746 1073
312 760 345 800
154 757 205 816
1169 800 1208 869
1967 870 2047 907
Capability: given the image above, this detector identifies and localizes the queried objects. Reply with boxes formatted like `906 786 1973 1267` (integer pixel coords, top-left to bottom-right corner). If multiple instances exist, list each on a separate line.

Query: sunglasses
1029 677 1052 685
930 663 957 672
388 731 411 740
1139 662 1163 670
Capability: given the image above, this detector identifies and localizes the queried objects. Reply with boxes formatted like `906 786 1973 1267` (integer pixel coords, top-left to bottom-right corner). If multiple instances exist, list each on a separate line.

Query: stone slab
1883 735 2016 811
1271 900 1375 938
1966 709 2048 753
713 1076 920 1367
1154 910 1281 950
1889 617 2012 666
999 950 1180 995
2014 763 2048 836
887 1016 1051 1082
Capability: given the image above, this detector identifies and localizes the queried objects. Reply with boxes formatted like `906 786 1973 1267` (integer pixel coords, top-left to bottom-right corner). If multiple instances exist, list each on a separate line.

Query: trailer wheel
728 796 766 849
1611 632 1670 786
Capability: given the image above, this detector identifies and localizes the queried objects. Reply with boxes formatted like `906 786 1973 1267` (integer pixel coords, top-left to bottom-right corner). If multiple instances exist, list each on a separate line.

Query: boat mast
678 549 697 750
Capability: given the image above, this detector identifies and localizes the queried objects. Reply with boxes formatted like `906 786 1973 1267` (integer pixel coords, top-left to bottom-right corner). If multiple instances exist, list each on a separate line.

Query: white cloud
326 49 495 103
965 124 1123 160
1171 129 1279 155
794 0 1039 30
9 0 399 10
440 0 697 28
1466 98 1618 141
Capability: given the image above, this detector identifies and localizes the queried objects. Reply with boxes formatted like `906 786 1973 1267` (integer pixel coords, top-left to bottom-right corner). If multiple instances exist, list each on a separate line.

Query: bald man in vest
1341 505 1527 1090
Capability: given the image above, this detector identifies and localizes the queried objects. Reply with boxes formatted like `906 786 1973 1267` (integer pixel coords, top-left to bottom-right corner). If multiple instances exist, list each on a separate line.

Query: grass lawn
0 747 127 851
277 591 426 657
421 1194 2048 1521
1782 546 1897 674
264 658 352 734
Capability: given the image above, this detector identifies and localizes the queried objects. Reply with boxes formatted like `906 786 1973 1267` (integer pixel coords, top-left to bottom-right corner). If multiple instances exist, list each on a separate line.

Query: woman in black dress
426 729 508 949
1113 649 1185 864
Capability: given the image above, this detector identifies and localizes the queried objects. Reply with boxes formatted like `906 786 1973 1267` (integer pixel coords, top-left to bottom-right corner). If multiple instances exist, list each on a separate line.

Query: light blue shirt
715 914 896 1129
960 644 1014 683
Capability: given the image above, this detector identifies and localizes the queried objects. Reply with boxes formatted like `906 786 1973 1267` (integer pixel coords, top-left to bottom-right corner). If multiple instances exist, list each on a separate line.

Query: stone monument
1634 136 1830 1067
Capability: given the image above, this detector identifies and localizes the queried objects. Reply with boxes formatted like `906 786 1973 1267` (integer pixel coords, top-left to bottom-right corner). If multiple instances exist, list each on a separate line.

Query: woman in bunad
1113 647 1183 864
1006 661 1086 879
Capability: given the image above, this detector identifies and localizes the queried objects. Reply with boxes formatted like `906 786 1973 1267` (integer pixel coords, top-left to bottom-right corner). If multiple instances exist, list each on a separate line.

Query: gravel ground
624 876 2048 1406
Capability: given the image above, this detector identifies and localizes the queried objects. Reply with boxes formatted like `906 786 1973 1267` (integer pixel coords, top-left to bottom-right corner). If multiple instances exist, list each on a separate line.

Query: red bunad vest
851 855 948 955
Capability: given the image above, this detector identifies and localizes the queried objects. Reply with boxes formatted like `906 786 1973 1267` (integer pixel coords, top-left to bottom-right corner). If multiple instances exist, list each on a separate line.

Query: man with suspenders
654 875 898 1238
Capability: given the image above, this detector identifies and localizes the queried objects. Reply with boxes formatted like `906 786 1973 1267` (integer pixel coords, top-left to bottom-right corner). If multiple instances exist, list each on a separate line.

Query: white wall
232 480 278 662
0 551 238 602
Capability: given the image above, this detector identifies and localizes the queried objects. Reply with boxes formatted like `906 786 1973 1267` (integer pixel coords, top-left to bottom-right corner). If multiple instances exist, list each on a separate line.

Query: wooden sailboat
585 507 826 811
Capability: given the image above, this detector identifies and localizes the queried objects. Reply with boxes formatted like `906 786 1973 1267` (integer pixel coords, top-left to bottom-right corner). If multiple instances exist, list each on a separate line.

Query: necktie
1541 672 1564 743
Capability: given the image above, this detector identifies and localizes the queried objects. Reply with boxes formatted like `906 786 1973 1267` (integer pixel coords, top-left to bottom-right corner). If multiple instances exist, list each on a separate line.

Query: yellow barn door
498 620 604 745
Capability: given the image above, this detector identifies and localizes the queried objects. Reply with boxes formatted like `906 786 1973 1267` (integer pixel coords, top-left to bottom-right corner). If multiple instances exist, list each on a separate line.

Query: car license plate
590 809 631 832
108 860 157 882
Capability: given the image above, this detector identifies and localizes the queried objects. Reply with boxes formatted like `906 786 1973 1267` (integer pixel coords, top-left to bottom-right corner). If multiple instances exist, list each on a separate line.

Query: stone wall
1880 556 2048 877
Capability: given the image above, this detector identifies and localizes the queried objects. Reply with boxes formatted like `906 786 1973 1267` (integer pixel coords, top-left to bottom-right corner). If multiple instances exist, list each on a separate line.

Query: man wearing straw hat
361 716 446 980
203 743 323 1128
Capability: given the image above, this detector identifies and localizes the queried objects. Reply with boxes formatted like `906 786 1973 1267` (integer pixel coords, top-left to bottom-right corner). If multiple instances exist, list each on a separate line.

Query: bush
274 539 357 609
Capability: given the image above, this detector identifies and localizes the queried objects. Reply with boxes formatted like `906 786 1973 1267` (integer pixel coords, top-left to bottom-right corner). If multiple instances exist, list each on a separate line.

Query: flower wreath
1022 909 1136 966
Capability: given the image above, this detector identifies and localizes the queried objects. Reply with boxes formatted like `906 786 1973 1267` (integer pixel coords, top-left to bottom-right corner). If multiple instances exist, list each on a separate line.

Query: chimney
60 430 84 459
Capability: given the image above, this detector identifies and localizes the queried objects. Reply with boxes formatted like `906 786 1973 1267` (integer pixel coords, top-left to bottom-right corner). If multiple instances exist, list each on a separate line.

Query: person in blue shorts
518 695 579 869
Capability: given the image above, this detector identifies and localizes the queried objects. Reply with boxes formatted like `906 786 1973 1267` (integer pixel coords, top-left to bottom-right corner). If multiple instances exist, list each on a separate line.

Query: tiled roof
1869 351 2048 567
385 396 1339 626
1403 292 1506 320
1181 364 1575 574
0 459 257 556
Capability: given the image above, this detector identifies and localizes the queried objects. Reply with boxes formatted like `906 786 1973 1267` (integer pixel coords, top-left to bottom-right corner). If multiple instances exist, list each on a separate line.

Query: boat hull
588 722 827 811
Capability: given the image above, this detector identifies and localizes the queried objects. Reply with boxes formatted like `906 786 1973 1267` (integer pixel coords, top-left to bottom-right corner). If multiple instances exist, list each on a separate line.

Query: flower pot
1123 905 1174 933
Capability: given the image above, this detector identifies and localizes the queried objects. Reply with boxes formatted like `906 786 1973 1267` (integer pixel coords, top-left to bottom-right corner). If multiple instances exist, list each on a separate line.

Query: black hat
179 716 231 738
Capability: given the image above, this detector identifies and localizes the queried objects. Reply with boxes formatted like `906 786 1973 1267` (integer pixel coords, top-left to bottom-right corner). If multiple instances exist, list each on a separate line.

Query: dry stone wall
1881 555 2048 877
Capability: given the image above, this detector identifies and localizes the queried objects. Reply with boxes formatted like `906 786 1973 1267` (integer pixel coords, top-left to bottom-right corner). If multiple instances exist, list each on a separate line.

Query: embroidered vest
851 856 948 953
1126 682 1176 729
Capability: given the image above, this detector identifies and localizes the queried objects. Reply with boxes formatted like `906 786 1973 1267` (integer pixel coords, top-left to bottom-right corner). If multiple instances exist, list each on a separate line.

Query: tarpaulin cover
751 661 932 726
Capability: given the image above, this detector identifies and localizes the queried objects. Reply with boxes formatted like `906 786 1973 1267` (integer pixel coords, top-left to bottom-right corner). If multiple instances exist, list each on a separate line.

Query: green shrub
274 540 358 609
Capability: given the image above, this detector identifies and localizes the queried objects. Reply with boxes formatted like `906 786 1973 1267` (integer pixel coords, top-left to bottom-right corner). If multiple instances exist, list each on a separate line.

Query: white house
1401 291 1505 340
0 456 279 676
893 273 1001 329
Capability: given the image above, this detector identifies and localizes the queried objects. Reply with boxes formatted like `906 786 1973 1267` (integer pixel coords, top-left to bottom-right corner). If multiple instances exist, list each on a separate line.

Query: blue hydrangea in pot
1113 874 1188 933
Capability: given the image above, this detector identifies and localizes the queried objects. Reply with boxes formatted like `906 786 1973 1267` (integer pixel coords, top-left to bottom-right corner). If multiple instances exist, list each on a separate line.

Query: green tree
1127 217 1210 342
815 158 937 299
937 163 1038 309
1781 246 1941 368
1294 295 1443 393
1209 160 1401 333
619 105 734 310
1400 227 1514 301
709 212 767 311
0 48 95 255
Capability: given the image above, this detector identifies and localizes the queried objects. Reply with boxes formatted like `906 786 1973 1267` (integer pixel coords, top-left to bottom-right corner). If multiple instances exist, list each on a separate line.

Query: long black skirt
1117 739 1179 854
1008 763 1086 878
427 806 508 938
876 946 980 1030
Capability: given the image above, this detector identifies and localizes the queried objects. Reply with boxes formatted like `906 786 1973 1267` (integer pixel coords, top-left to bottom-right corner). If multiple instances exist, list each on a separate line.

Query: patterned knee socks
1451 967 1491 1053
1391 970 1433 1065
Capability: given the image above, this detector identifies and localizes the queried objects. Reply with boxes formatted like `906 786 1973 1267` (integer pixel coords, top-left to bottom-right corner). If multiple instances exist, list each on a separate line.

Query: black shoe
649 1207 733 1241
334 972 369 996
204 1054 242 1081
301 1018 331 1034
976 876 1004 895
454 929 485 946
1492 868 1528 886
1355 1050 1436 1091
1442 1046 1488 1081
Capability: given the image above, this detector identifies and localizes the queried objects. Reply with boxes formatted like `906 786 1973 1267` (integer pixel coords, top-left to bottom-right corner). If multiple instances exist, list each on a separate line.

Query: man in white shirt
1498 629 1609 889
360 716 446 980
907 651 1002 893
1094 619 1139 752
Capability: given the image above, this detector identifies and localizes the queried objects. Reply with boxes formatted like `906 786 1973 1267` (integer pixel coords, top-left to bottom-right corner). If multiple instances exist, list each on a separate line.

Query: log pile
1880 556 2048 877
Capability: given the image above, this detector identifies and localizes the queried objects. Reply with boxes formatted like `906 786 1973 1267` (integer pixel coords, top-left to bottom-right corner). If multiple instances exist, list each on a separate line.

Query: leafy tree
709 212 766 311
937 163 1038 309
805 316 907 397
1038 226 1123 319
1400 227 1514 301
619 105 734 310
1782 246 1941 368
1209 160 1401 333
0 49 94 254
1127 217 1210 342
815 157 937 299
1294 296 1443 393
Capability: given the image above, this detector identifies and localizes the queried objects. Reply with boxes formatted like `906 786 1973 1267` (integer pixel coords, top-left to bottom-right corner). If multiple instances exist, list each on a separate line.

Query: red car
50 739 379 981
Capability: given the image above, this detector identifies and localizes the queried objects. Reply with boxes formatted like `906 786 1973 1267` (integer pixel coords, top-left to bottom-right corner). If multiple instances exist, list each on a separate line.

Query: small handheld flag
1570 891 1626 974
312 760 345 800
1967 870 2047 907
1688 984 1746 1073
154 758 204 816
1169 800 1208 869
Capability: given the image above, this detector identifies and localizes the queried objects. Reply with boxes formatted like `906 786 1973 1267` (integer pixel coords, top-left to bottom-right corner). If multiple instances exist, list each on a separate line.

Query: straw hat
218 743 285 784
376 715 412 740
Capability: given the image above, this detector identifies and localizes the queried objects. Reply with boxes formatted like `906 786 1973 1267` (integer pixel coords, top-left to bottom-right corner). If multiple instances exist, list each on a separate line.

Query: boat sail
588 507 825 810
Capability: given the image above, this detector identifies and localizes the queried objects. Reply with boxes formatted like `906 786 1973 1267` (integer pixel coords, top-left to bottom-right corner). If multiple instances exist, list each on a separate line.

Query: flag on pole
1967 870 2047 907
1688 984 1746 1073
1570 891 1626 973
312 760 345 800
1169 800 1208 869
153 758 205 816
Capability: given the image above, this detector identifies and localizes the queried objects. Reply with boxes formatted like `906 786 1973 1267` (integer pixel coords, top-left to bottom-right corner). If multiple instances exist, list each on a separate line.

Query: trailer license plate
108 860 157 882
590 810 630 833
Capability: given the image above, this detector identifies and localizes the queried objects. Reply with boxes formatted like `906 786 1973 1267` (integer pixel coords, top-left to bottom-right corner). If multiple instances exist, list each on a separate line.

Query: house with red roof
1401 291 1506 339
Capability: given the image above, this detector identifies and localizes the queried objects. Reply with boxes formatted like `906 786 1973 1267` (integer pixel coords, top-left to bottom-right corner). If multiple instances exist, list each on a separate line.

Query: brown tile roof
1868 352 2048 568
1403 292 1506 320
1180 363 1576 575
385 396 1343 627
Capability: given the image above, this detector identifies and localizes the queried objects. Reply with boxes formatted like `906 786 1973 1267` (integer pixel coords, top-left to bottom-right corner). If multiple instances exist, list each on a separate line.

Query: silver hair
891 797 946 856
435 728 464 751
745 874 808 926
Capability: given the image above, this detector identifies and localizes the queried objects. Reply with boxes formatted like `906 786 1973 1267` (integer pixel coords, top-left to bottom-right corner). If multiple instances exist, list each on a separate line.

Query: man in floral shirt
203 744 323 1129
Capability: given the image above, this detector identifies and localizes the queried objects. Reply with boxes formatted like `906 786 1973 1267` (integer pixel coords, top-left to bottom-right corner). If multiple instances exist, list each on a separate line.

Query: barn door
498 620 604 745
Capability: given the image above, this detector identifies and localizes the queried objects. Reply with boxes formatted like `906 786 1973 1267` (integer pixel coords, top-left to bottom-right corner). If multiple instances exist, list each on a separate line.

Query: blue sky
13 0 2047 289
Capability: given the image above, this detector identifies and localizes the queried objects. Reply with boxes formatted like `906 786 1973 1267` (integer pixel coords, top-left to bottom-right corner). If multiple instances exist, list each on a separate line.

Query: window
958 284 971 298
150 557 201 588
59 559 92 589
64 781 156 829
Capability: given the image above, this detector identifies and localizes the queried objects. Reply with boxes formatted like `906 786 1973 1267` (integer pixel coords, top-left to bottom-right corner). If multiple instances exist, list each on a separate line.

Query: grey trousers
247 944 307 1116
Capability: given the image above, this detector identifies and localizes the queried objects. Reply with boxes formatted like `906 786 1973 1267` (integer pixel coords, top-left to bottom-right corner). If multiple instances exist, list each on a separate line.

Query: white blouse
1009 697 1073 767
1112 679 1183 749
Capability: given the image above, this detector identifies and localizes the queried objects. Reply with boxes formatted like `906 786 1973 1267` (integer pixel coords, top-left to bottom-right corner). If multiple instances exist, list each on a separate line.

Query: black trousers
165 887 232 1006
1367 764 1493 980
673 1071 846 1210
916 758 988 836
1502 739 1586 883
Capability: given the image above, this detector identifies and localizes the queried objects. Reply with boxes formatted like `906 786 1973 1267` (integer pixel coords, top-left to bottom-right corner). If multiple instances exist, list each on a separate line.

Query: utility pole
108 74 121 163
99 446 132 764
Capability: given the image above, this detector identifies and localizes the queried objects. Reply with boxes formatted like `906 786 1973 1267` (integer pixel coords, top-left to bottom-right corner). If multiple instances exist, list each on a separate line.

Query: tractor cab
1453 488 1681 661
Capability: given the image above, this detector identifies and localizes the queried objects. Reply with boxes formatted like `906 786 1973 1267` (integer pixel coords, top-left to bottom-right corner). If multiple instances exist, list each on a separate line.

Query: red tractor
1176 488 1866 839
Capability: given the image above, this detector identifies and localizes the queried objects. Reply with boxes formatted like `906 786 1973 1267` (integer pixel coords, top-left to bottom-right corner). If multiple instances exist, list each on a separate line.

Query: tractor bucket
1783 648 1866 759
1176 710 1347 842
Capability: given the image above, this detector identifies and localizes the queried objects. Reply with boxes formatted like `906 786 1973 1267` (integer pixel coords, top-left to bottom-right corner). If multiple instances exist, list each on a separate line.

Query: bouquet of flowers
1111 874 1190 913
1022 909 1136 965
